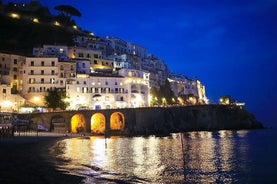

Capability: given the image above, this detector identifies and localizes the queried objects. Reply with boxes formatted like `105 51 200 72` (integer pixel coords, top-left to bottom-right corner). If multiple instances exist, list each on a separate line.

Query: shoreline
0 135 84 184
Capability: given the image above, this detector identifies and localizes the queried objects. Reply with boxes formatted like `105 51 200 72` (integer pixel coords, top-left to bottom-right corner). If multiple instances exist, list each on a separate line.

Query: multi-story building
68 47 114 73
127 42 147 58
57 60 76 87
22 57 61 106
168 73 208 104
0 83 25 112
33 45 69 60
0 52 25 93
104 36 128 56
142 54 169 88
66 68 150 110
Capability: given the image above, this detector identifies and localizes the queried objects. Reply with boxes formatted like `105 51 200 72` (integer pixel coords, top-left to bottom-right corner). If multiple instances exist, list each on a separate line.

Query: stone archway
51 115 65 132
110 112 125 130
91 113 106 134
71 113 86 133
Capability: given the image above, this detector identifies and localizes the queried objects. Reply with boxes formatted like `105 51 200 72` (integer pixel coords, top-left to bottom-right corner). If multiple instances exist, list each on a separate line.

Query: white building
0 84 25 112
168 73 208 104
68 47 114 73
66 68 150 110
142 54 169 88
0 52 25 93
104 36 128 56
33 45 69 60
127 42 147 58
22 57 61 106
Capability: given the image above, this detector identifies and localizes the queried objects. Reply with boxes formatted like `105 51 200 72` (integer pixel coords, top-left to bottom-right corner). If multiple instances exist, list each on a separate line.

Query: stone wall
17 104 264 136
132 105 263 135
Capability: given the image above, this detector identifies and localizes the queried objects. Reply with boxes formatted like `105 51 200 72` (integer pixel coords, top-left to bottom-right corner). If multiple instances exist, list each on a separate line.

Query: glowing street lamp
162 97 166 106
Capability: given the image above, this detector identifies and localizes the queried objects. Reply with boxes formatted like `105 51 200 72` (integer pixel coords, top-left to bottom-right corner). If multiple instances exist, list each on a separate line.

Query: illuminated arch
110 112 125 130
71 114 86 133
91 113 106 134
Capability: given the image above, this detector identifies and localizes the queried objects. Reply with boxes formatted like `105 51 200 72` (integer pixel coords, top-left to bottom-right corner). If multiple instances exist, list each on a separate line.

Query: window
105 81 108 85
31 61 34 66
41 61 44 66
51 70 55 75
41 78 44 83
60 65 64 70
94 54 98 58
3 89 6 94
13 75 17 79
115 82 118 85
82 63 86 68
51 61 55 66
94 60 97 64
41 70 44 75
78 53 84 57
51 78 56 84
84 81 86 85
14 59 17 64
30 70 34 75
13 67 17 71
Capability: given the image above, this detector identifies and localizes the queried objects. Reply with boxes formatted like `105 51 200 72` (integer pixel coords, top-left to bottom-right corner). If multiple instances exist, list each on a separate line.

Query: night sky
6 0 277 126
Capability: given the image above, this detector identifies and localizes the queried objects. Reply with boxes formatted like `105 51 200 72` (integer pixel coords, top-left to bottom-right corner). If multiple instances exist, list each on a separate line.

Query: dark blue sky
7 0 277 126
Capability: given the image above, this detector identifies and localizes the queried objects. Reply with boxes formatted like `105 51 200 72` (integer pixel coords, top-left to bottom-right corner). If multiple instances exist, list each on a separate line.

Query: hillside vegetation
0 13 78 54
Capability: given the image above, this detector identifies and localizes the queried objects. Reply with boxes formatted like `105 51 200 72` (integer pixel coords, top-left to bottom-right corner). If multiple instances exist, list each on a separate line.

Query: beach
0 134 84 184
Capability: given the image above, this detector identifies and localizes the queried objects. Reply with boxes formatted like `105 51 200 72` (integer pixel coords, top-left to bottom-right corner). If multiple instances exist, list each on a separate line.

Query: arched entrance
91 113 106 134
71 114 86 133
51 115 65 133
110 112 125 130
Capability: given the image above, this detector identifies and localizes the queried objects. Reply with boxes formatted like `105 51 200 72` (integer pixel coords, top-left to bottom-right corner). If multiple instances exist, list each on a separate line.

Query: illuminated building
33 45 69 60
168 73 208 104
21 57 61 106
66 68 150 110
0 83 25 112
0 52 25 94
68 47 114 73
142 54 169 88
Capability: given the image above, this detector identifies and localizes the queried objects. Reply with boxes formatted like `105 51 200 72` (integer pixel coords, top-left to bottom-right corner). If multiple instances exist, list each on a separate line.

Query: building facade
66 68 150 110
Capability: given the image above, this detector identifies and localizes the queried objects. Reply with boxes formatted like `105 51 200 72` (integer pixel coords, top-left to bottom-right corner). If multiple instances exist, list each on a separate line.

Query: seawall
17 104 264 136
132 104 263 135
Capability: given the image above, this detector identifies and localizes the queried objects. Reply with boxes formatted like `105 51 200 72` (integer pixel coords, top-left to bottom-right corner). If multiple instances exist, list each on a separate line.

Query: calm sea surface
52 129 277 184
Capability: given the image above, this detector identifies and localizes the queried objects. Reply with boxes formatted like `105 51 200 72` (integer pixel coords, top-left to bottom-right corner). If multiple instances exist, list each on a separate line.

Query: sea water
52 129 277 184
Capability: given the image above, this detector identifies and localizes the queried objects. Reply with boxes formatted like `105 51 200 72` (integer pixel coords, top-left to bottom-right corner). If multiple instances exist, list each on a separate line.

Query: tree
150 79 176 106
54 5 82 19
44 88 68 110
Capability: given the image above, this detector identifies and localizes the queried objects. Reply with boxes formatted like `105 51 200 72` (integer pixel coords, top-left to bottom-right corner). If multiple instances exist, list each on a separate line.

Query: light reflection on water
54 130 253 184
